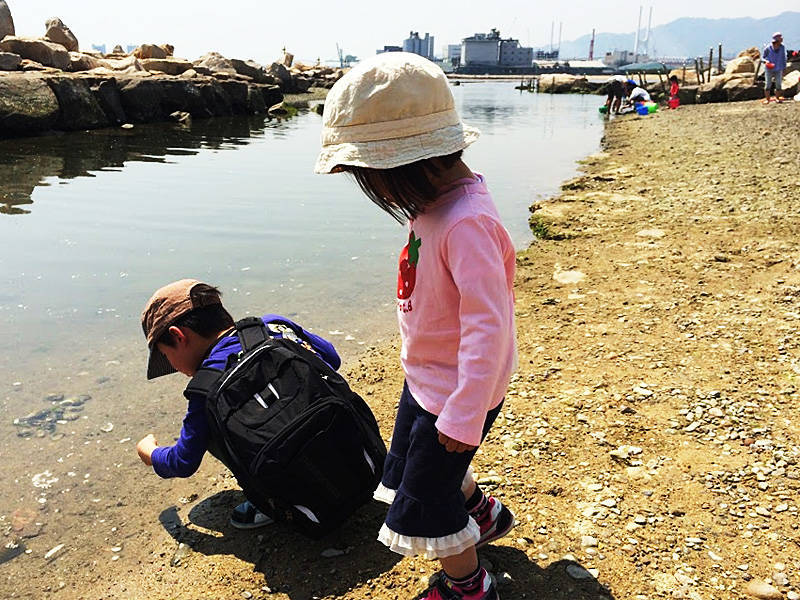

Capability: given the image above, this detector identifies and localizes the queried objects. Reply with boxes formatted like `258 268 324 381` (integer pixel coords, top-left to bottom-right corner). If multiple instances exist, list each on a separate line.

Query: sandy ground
4 99 800 600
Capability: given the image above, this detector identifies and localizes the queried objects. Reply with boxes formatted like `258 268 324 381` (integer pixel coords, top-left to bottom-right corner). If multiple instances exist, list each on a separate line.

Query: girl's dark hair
340 150 463 223
669 75 678 82
156 287 234 347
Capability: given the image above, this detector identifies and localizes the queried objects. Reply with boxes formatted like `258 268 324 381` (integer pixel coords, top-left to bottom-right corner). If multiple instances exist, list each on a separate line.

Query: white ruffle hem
377 517 480 559
373 483 397 505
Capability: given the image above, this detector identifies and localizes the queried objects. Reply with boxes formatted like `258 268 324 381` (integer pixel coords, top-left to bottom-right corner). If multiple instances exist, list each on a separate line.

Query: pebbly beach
2 89 799 599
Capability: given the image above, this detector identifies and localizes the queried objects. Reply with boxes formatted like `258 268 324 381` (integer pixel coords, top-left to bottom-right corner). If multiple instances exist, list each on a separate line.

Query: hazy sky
6 1 797 64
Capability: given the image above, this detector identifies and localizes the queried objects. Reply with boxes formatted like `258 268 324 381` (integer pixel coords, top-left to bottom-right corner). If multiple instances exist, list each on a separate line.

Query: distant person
669 75 680 109
625 79 651 105
763 32 787 104
315 52 516 600
136 279 341 529
605 75 626 114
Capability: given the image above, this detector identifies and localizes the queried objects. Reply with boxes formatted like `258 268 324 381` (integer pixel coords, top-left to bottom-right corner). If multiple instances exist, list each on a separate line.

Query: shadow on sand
159 489 402 599
160 491 616 600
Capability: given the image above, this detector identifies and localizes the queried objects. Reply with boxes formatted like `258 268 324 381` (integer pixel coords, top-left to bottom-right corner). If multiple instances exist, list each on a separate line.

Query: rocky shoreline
3 100 797 600
0 5 344 137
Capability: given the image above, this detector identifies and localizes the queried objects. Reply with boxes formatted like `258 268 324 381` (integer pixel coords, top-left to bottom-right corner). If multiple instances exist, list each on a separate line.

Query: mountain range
551 11 799 59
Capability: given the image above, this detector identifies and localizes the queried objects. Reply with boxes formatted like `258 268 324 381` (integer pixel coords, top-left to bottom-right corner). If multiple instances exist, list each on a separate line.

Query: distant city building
460 29 534 68
603 49 638 67
403 31 434 59
446 44 461 63
499 39 533 66
377 45 403 54
91 43 106 54
126 44 136 53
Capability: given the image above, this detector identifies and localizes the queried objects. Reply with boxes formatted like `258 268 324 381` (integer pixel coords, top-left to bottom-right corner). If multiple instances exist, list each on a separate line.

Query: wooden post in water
717 44 723 73
696 58 703 84
708 48 714 80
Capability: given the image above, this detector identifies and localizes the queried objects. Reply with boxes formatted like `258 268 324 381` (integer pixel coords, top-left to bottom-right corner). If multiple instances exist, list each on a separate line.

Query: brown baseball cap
141 279 223 380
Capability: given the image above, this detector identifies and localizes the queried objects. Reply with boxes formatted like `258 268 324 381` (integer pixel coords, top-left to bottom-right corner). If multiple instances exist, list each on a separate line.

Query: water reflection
0 116 274 214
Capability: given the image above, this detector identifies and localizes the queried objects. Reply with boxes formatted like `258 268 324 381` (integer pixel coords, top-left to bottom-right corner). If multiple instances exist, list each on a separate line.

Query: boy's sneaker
420 569 498 600
229 500 274 529
474 497 515 549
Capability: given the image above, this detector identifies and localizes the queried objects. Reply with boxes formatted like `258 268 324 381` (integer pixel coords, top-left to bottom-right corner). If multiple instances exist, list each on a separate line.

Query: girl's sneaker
420 569 498 600
474 497 515 548
229 500 274 529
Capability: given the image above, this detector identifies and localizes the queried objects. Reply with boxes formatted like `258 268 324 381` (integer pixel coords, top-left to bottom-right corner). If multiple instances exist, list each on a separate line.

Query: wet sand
4 99 800 600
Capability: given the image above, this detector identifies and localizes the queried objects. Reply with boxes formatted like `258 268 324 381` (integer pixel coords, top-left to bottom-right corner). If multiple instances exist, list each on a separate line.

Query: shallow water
0 83 602 590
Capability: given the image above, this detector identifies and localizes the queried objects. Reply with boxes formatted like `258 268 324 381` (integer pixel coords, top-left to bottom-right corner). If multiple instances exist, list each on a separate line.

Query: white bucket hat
314 52 480 174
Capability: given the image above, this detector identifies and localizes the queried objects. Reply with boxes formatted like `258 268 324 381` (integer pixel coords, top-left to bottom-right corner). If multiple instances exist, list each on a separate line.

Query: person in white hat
316 52 517 600
763 32 787 103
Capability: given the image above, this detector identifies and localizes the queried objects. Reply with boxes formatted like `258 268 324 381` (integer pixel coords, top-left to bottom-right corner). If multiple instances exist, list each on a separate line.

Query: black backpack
185 317 386 538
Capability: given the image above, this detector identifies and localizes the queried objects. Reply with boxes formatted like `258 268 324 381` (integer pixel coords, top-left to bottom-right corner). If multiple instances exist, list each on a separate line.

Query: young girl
315 53 517 600
669 75 680 109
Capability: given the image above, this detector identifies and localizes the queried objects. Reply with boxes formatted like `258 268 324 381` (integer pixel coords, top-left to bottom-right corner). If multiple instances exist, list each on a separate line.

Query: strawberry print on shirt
397 231 421 312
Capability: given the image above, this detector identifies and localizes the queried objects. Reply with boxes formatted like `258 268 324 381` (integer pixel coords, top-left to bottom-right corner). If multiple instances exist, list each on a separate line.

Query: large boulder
217 80 248 113
68 52 101 72
725 56 755 75
45 76 110 130
230 58 274 84
0 0 14 39
133 44 167 60
696 74 750 103
0 37 70 70
0 75 60 135
267 61 291 86
259 84 282 108
117 78 211 122
44 17 79 52
783 70 800 97
722 77 764 102
0 50 20 70
193 52 236 74
140 57 193 76
738 47 761 62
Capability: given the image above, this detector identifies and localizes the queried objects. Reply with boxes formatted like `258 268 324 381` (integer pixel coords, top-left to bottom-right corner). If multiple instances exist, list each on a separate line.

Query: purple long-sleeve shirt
763 44 787 72
150 314 340 478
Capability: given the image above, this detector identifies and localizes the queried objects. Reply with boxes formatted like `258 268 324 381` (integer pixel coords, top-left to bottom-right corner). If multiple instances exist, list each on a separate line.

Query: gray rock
0 75 60 135
566 564 595 580
90 79 127 125
0 37 70 70
247 85 266 114
44 17 79 52
0 50 20 71
231 58 272 83
0 0 14 39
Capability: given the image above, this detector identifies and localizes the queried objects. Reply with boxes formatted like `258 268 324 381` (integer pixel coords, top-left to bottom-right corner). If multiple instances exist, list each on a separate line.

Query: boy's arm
141 396 210 478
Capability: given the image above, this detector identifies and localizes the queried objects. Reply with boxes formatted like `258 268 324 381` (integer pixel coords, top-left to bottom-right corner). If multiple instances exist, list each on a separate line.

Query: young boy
136 279 341 528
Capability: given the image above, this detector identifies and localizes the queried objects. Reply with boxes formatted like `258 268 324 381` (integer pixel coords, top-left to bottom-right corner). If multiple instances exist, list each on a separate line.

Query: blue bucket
636 104 649 116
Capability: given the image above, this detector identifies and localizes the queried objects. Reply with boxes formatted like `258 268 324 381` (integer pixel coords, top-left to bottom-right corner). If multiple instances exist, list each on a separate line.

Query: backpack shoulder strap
235 316 270 353
184 367 224 400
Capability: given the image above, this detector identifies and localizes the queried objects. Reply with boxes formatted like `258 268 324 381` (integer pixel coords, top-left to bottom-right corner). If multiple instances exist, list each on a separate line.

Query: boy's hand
136 434 158 466
437 431 476 453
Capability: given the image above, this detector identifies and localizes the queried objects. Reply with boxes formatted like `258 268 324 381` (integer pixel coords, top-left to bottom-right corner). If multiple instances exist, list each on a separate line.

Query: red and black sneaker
474 497 515 549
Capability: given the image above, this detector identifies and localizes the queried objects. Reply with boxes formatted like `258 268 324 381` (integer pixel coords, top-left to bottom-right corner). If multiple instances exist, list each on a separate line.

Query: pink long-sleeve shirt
396 174 516 446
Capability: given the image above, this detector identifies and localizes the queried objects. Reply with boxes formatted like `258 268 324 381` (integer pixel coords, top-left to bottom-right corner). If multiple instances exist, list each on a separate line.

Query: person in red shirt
669 75 680 109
